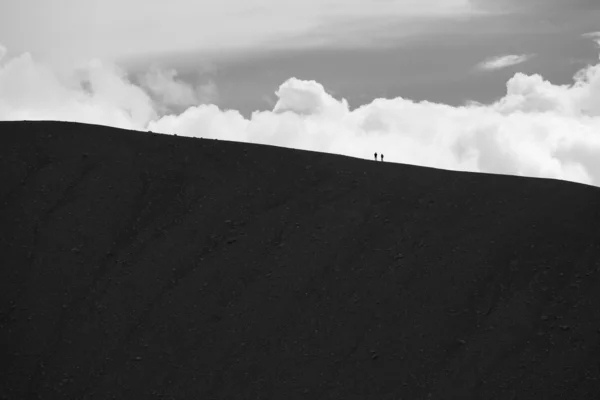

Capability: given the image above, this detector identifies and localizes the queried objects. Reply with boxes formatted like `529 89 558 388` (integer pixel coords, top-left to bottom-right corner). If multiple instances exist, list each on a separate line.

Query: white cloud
272 78 348 117
138 66 218 114
3 45 600 188
477 54 534 71
0 52 155 129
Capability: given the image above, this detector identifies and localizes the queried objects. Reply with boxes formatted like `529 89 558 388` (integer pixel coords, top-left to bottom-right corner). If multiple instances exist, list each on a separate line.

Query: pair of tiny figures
374 152 384 161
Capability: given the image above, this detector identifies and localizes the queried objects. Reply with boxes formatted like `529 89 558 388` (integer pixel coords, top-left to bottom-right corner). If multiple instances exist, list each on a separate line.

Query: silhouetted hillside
2 121 600 399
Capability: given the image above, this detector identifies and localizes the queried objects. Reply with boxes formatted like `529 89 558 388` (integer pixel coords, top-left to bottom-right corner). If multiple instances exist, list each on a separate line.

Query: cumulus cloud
138 66 218 114
477 54 535 71
3 42 600 188
0 52 156 129
272 78 349 117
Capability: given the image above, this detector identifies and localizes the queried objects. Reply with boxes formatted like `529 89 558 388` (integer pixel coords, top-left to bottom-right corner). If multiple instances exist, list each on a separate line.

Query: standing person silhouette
381 154 384 162
374 152 377 161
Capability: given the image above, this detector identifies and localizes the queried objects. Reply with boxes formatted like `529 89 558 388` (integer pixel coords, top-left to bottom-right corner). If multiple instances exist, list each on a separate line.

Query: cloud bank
477 54 534 71
2 39 600 187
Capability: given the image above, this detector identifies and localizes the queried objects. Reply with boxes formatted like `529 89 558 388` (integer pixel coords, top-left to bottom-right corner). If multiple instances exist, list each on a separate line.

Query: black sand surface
2 121 600 399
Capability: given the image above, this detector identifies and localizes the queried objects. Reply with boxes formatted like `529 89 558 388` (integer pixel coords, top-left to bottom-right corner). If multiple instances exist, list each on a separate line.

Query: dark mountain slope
2 121 600 399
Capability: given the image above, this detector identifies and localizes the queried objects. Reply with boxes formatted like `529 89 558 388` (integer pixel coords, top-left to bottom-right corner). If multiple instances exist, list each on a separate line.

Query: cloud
137 66 218 114
0 0 477 64
469 0 598 14
272 78 348 116
3 44 600 188
477 54 534 71
0 43 6 62
583 32 600 48
147 61 600 185
0 50 212 129
0 53 156 129
582 32 600 38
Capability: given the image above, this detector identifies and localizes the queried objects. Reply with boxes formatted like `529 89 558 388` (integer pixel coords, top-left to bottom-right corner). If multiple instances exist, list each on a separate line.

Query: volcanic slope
2 121 600 399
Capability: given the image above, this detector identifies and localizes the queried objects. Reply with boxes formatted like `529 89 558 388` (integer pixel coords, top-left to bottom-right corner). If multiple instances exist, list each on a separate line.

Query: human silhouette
374 152 377 161
381 154 384 162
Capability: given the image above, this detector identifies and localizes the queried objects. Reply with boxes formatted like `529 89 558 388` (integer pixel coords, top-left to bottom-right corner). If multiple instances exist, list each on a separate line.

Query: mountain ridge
1 121 600 399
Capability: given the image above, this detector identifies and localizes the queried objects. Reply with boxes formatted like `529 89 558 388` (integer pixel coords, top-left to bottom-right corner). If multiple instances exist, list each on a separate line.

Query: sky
1 0 600 186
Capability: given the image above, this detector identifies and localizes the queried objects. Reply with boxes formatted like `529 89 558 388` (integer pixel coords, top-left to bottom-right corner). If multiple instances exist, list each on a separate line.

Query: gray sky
120 0 599 116
1 0 598 115
0 0 472 63
2 0 600 187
